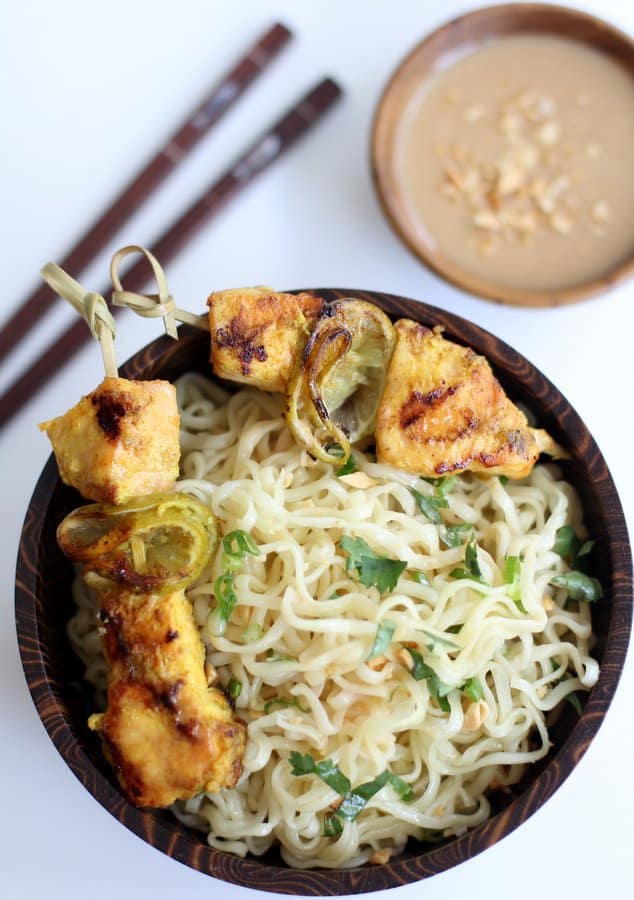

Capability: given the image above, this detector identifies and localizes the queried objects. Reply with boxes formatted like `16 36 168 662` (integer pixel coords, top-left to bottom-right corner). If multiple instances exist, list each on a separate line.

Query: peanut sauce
395 35 634 291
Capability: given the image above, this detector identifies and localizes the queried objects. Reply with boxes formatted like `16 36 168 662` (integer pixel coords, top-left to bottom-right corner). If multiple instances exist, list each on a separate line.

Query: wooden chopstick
0 77 342 430
0 22 292 365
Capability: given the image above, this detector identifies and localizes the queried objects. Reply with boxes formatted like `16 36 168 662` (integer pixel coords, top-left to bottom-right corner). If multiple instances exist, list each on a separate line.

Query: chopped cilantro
550 571 603 602
406 647 453 711
417 628 460 652
289 752 351 794
554 525 596 572
410 487 448 525
323 813 343 837
411 571 430 585
340 536 407 593
450 536 487 585
290 752 414 834
422 475 457 495
368 620 396 659
440 523 474 548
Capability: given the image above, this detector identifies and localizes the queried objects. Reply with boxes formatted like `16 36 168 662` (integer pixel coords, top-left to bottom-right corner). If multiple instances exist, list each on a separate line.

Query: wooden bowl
16 289 632 893
371 4 634 307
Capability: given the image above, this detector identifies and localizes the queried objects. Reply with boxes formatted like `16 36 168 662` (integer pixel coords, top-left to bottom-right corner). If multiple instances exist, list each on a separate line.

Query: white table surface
1 1 632 897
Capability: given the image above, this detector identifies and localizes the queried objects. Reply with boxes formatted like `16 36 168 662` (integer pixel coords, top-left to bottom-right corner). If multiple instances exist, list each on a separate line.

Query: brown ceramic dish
371 4 634 307
16 289 632 894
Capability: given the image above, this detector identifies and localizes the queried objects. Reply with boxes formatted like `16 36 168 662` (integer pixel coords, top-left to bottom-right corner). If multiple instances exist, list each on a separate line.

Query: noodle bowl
68 372 599 869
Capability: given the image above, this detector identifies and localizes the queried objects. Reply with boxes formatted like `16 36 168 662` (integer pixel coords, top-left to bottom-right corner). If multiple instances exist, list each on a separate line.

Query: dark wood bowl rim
370 3 634 308
15 288 632 894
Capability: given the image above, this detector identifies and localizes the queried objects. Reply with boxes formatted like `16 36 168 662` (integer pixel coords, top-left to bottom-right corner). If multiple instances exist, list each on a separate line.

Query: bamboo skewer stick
0 77 342 430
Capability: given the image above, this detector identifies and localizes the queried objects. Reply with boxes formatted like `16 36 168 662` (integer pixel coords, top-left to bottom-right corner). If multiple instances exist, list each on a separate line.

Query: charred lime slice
286 300 395 463
57 492 218 594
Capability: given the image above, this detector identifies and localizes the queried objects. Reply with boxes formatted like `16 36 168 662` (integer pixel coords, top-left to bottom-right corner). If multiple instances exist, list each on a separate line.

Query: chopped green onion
241 621 263 644
503 555 527 613
263 696 309 714
221 529 260 570
265 649 298 663
325 442 346 459
335 454 358 476
460 677 483 702
227 677 242 699
214 572 238 626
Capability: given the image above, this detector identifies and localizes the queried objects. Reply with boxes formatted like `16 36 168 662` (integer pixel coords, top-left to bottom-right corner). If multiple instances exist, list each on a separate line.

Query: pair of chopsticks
0 23 342 430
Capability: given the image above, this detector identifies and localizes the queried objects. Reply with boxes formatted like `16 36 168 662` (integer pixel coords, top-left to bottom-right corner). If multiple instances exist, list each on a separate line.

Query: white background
1 1 632 898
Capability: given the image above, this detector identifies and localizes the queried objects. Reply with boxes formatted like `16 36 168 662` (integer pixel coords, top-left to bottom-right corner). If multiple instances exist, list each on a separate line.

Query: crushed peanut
462 699 489 731
592 200 610 224
436 88 613 254
367 654 389 671
463 103 486 123
396 647 414 671
549 212 573 235
370 849 392 865
339 471 379 489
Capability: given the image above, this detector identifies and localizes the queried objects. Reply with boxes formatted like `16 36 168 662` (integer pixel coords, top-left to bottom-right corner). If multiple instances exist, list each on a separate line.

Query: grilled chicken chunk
89 587 246 808
376 320 560 478
39 377 180 504
207 287 323 392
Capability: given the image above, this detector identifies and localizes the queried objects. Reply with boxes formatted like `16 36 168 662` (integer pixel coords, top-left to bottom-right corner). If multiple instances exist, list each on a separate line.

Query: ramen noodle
68 372 599 869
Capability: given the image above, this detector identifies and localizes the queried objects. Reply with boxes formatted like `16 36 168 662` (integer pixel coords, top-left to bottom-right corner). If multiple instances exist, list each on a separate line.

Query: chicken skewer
206 286 563 477
38 256 246 808
37 246 566 809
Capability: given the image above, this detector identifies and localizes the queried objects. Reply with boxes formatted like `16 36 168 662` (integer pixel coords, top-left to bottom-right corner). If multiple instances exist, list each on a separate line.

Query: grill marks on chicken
39 377 180 503
89 587 246 808
207 287 324 392
207 293 561 479
376 320 555 477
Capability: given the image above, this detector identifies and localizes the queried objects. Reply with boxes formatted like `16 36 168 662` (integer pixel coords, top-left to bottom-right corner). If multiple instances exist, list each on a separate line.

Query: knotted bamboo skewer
40 244 209 380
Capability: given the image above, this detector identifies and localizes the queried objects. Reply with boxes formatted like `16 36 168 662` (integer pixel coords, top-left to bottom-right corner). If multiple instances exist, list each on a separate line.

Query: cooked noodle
68 372 599 868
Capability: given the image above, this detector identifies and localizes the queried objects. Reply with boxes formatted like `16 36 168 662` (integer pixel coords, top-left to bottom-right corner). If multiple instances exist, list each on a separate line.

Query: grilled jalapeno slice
57 492 218 593
285 300 395 464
